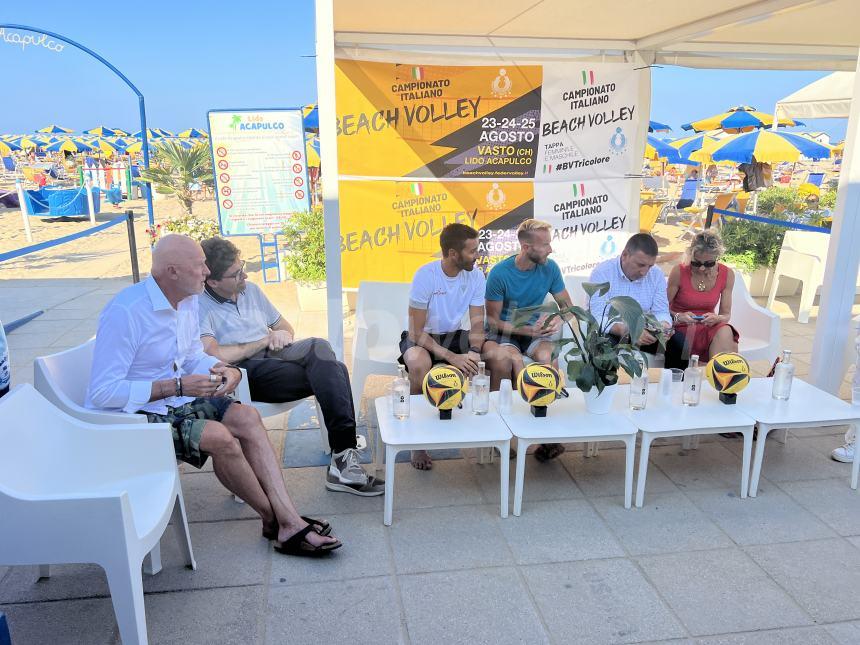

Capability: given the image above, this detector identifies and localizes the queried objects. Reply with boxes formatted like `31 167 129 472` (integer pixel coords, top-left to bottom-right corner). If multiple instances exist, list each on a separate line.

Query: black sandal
534 443 566 463
273 525 342 557
263 516 332 540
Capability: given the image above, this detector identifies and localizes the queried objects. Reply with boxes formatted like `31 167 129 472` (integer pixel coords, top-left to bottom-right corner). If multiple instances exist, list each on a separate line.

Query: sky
0 3 848 143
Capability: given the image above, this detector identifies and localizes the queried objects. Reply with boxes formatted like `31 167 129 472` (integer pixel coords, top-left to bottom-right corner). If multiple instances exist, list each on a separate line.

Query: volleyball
422 364 467 410
705 352 751 395
517 363 563 407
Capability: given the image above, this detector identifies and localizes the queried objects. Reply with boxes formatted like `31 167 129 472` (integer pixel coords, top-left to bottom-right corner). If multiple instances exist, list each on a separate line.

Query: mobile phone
691 315 705 321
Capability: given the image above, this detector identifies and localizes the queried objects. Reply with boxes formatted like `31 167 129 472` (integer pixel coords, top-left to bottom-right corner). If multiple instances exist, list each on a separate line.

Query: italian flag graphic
543 164 553 174
411 182 423 196
572 183 585 197
581 70 595 85
412 66 425 80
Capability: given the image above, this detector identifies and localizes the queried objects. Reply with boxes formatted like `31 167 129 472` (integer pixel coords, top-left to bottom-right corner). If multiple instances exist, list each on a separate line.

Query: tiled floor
3 279 860 644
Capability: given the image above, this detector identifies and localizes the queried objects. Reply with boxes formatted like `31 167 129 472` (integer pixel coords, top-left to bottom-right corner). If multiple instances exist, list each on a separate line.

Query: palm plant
512 282 668 393
138 141 213 215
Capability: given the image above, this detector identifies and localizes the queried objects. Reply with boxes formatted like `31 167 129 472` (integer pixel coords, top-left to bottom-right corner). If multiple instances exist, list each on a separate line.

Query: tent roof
333 0 860 70
776 71 854 118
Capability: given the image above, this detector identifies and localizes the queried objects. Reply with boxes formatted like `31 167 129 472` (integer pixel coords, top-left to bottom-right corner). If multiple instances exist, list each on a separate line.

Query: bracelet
175 376 182 398
469 346 482 354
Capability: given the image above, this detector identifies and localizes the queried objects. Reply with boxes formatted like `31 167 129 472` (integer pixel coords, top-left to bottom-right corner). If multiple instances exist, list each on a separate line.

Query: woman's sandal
273 525 342 557
263 516 332 540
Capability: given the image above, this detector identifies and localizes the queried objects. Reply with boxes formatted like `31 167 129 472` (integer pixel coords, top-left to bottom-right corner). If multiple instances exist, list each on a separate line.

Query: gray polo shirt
198 282 282 344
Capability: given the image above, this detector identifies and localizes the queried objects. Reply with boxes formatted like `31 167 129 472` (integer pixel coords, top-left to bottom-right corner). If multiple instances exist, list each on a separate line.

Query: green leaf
607 295 645 342
581 281 610 299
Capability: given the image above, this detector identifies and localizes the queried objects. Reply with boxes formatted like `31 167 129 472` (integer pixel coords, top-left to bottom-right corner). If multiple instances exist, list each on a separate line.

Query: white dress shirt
588 257 672 326
86 276 220 415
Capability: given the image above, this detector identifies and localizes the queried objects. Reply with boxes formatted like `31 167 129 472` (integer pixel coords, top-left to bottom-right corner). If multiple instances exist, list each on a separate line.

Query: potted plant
513 282 667 414
281 208 327 311
138 141 213 216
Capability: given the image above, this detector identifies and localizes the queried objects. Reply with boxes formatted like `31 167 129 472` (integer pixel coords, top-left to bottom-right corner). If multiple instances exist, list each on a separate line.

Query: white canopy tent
316 0 860 394
776 71 853 120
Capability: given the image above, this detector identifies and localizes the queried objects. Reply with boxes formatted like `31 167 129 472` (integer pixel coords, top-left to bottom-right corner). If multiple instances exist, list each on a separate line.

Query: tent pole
315 0 345 360
810 51 860 394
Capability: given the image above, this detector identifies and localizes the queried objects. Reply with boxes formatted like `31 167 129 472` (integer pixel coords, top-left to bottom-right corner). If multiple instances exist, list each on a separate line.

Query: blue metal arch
1 24 155 225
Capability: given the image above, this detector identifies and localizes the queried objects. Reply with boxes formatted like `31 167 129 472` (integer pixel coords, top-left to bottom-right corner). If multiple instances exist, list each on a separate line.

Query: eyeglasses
223 260 246 280
690 260 716 268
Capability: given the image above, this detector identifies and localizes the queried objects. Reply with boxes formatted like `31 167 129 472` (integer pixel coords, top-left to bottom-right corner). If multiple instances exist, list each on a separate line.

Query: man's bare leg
217 405 338 547
528 340 565 462
402 347 433 470
483 341 519 390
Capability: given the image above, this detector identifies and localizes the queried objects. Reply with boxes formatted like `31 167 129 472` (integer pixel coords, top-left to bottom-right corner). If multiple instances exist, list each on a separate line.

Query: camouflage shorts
143 397 235 469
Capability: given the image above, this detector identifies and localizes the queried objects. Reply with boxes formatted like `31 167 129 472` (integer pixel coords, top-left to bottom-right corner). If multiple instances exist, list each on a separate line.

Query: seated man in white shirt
198 236 383 497
588 233 672 353
399 223 486 470
86 235 341 557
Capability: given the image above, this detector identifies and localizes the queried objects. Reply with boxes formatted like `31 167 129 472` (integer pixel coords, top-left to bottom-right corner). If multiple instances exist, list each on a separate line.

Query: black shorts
397 329 470 368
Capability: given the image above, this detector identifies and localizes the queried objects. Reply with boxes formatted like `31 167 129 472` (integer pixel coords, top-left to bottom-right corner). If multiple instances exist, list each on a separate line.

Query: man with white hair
86 234 340 557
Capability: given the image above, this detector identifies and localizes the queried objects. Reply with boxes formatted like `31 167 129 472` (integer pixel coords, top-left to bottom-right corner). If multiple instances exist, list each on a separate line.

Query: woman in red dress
666 229 739 367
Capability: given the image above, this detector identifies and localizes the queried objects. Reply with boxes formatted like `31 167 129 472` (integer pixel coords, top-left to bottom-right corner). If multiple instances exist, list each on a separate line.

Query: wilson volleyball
517 363 563 407
705 352 751 395
422 364 467 410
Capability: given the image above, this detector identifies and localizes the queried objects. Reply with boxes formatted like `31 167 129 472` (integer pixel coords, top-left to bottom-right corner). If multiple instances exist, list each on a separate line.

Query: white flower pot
582 384 618 415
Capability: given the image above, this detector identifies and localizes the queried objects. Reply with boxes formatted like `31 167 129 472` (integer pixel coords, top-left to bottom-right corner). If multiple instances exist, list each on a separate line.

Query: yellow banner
336 60 543 178
339 180 534 288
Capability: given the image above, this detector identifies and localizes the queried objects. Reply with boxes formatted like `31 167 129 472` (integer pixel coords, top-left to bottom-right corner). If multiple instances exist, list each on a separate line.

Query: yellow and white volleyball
422 364 467 410
517 363 563 407
705 352 751 395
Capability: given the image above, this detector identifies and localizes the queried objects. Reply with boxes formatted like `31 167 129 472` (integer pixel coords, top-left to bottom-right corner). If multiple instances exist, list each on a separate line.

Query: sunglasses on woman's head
691 260 716 268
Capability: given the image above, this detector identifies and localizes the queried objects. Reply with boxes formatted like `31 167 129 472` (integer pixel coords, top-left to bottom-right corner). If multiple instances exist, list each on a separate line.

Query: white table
629 383 756 507
374 395 511 526
499 392 639 515
732 378 860 496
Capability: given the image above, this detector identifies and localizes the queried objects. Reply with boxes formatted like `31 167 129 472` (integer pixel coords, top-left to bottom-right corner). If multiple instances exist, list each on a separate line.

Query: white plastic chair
0 384 196 645
732 271 781 362
766 230 830 323
350 281 412 415
35 339 331 453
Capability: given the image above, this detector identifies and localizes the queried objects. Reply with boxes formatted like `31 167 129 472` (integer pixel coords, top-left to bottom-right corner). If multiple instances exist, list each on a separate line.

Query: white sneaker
831 440 855 463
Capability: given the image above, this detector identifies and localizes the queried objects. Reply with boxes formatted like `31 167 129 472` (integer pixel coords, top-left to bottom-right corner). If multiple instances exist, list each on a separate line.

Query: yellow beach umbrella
0 140 16 156
709 129 833 164
682 106 801 133
667 132 721 163
37 124 74 134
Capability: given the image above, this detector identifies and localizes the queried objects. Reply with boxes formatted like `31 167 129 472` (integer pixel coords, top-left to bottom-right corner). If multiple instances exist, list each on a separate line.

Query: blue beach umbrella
648 120 671 133
682 106 802 133
709 130 832 164
45 138 94 153
645 136 682 162
303 104 319 131
177 128 208 138
37 124 73 134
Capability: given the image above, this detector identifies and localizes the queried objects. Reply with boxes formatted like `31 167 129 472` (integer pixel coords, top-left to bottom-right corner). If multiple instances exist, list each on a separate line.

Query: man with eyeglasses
588 233 673 355
198 237 383 497
86 235 341 555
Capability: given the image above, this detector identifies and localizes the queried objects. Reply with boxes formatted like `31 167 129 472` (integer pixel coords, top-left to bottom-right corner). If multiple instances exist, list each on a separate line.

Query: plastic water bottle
683 354 702 406
471 361 490 415
498 378 513 413
772 349 795 400
629 355 648 410
0 321 9 398
392 364 410 419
